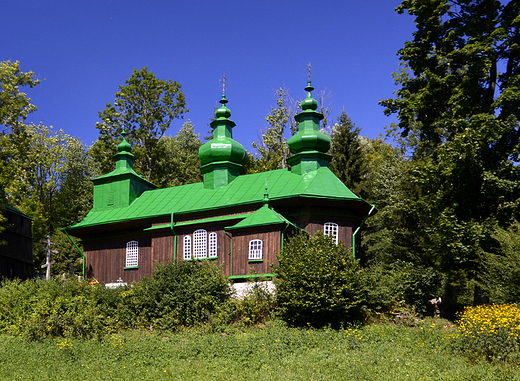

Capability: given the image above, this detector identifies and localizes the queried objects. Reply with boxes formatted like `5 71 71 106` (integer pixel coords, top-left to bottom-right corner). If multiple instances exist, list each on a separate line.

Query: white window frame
324 222 339 245
249 239 263 260
183 235 192 260
193 229 207 259
208 232 217 258
125 240 139 268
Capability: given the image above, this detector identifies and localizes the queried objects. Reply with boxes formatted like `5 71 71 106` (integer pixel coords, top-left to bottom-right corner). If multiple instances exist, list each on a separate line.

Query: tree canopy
378 0 520 306
95 67 187 182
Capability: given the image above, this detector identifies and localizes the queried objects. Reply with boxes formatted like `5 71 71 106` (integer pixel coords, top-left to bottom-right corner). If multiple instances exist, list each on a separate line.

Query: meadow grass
1 319 519 381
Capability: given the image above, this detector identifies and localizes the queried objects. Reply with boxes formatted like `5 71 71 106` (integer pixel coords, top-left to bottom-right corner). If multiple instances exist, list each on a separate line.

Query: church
62 81 375 285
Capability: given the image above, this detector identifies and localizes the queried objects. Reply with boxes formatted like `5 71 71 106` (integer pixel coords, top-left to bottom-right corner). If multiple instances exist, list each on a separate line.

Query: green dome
117 130 132 153
287 81 330 154
300 81 319 111
199 95 247 167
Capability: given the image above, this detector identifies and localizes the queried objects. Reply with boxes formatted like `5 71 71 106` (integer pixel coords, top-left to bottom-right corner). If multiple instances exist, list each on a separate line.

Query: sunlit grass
1 319 519 380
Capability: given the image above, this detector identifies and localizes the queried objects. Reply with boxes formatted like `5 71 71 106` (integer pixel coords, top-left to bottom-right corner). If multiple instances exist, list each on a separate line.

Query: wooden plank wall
84 234 151 284
0 211 33 280
174 223 232 276
230 227 281 277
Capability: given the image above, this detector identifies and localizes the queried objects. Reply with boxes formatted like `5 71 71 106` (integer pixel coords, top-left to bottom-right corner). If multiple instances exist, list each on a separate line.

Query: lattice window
249 239 263 260
208 232 217 258
183 235 192 260
193 229 207 259
324 222 339 244
125 240 139 267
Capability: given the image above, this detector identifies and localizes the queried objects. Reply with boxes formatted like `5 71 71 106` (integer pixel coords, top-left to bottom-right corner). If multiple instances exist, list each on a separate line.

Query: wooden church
63 82 375 285
0 205 34 280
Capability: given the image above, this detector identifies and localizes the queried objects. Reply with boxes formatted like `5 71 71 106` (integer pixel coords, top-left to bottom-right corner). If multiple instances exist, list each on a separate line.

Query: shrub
131 260 231 329
0 277 124 340
447 303 520 363
232 281 276 326
361 261 439 318
273 231 364 327
483 221 520 304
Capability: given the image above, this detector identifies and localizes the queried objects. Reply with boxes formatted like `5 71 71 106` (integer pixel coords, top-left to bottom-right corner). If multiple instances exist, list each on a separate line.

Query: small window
126 241 139 268
249 239 263 260
183 235 192 260
209 232 217 258
193 229 207 259
324 222 339 244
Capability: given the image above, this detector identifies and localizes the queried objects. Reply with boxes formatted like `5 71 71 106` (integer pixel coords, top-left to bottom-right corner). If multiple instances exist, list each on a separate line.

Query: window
324 222 339 244
249 239 263 260
125 241 138 268
193 229 207 259
183 235 192 260
209 232 217 258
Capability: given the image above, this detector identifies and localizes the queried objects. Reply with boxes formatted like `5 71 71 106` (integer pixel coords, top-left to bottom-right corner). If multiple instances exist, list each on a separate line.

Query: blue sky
3 0 415 151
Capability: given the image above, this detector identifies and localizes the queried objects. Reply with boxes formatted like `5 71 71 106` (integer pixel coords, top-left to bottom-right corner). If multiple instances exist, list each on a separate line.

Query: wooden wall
84 233 152 284
0 210 33 280
230 227 281 277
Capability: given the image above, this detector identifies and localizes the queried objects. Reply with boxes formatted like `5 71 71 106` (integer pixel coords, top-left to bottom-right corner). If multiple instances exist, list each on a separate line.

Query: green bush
0 278 125 340
273 231 364 327
232 281 276 326
483 221 520 304
361 261 439 318
130 260 231 329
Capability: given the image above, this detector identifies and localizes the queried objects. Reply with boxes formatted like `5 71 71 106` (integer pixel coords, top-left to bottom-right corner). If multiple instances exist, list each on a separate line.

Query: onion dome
114 129 135 171
199 94 248 189
117 129 132 153
287 81 332 175
287 81 331 154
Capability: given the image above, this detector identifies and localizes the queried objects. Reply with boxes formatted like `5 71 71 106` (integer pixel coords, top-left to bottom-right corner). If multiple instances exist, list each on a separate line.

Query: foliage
1 322 519 380
94 67 187 182
0 60 39 134
362 261 439 318
273 231 364 327
328 111 369 194
447 303 520 364
4 125 94 273
251 88 297 172
378 0 520 306
0 278 125 340
152 120 203 188
483 221 520 303
230 282 277 327
130 261 230 330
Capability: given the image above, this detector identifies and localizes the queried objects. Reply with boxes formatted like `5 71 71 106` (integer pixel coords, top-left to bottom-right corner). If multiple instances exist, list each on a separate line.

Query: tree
273 231 364 327
0 60 39 134
153 120 203 188
95 67 187 182
329 111 369 194
251 88 297 171
0 60 39 211
380 0 520 304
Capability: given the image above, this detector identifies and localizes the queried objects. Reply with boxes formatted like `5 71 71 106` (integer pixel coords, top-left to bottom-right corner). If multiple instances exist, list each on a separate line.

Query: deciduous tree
380 0 520 304
95 67 187 181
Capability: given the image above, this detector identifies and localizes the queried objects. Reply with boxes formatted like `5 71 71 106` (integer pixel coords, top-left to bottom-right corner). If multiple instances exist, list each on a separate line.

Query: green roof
144 213 253 231
67 166 369 231
226 204 289 230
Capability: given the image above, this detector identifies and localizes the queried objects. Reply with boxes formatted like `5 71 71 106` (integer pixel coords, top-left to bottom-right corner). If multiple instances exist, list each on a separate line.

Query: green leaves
0 60 39 134
274 231 363 327
95 67 187 181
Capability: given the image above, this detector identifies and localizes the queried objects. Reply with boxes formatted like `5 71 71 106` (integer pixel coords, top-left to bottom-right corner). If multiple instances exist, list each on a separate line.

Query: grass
1 319 519 380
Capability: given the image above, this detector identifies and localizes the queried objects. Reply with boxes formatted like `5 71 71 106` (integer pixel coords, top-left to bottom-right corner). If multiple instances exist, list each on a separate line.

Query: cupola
92 130 156 211
199 94 248 189
287 81 331 175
